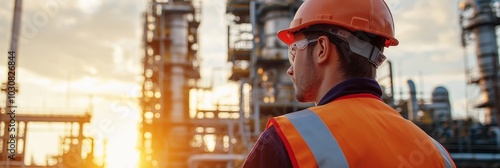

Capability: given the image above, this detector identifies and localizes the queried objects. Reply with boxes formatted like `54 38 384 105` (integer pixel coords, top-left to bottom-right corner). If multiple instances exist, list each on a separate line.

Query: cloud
77 0 101 14
1 0 145 88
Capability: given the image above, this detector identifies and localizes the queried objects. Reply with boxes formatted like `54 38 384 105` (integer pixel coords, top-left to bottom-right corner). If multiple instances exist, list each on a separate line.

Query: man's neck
314 76 344 105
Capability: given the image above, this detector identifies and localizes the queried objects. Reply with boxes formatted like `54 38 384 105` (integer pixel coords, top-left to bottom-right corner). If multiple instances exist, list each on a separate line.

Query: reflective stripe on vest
431 138 454 168
285 109 349 168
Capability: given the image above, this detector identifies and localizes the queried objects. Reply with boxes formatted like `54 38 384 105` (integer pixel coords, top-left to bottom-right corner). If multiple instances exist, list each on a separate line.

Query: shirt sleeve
242 126 293 168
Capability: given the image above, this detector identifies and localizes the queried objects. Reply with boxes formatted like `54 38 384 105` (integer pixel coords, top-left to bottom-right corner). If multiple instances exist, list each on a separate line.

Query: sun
101 108 140 168
105 131 140 168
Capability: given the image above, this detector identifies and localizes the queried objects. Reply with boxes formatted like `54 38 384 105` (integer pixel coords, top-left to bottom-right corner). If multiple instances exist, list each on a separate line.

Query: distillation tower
226 0 308 146
460 0 500 125
140 0 255 167
140 0 202 167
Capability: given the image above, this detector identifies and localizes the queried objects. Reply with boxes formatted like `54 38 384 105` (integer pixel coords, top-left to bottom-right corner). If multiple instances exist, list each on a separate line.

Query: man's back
268 94 455 167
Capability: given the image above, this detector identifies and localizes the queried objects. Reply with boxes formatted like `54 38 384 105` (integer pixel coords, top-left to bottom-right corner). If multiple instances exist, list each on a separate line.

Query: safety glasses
288 38 318 59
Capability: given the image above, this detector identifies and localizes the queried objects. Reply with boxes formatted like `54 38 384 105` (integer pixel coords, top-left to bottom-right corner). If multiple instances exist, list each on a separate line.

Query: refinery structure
3 0 500 167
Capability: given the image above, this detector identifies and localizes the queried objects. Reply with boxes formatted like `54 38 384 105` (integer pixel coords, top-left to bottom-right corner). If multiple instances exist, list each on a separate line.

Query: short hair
297 24 386 79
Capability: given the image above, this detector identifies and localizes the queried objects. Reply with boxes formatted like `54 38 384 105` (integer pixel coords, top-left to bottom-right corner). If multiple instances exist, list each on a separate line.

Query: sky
0 0 485 167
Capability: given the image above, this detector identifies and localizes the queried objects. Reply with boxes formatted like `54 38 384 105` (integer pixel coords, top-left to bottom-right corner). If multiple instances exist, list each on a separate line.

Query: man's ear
316 35 330 64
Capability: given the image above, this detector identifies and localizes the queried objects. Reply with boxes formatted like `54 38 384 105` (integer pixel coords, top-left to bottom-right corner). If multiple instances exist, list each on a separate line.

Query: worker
242 0 456 167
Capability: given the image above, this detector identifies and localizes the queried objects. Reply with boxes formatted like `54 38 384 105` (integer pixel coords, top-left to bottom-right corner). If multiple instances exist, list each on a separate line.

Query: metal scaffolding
139 0 203 167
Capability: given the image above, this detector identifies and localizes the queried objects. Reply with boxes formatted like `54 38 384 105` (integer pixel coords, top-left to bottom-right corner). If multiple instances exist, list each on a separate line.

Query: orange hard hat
277 0 399 47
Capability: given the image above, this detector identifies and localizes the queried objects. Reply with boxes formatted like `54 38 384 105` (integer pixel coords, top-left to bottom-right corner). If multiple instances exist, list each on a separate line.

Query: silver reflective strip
430 138 454 168
286 109 349 168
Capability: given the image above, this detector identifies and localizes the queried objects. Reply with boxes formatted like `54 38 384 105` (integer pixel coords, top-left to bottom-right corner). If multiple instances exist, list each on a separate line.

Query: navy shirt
242 78 383 168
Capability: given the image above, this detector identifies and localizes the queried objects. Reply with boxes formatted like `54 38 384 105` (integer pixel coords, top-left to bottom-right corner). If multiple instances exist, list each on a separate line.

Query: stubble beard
294 56 321 103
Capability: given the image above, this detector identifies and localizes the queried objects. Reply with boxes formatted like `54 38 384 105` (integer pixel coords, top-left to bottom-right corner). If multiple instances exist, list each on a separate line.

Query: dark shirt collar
317 78 382 106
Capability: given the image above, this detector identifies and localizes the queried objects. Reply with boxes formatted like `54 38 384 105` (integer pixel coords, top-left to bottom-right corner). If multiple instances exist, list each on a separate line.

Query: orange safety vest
267 94 456 168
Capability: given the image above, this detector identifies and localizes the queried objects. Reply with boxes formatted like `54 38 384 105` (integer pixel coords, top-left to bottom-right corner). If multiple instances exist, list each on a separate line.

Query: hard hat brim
277 21 400 47
277 29 295 46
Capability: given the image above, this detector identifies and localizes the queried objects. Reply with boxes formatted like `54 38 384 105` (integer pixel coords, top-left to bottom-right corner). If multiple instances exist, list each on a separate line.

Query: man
242 0 456 167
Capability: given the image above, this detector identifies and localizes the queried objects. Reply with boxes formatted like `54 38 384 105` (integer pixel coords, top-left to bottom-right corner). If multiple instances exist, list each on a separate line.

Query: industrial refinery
2 0 500 167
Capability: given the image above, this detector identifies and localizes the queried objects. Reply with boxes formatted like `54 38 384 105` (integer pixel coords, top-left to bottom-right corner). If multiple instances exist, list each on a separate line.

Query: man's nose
287 66 293 76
